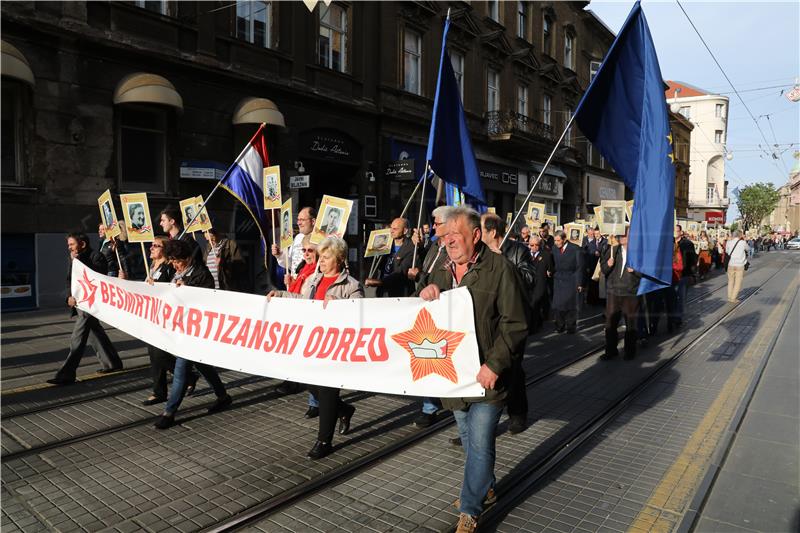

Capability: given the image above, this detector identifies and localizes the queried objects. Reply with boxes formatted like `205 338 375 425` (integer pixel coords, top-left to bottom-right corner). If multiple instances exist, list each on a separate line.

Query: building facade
665 80 730 223
669 109 692 219
1 0 619 310
763 152 800 236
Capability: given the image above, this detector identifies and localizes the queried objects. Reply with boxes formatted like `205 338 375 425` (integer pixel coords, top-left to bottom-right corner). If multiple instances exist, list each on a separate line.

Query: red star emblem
391 308 465 383
76 268 98 308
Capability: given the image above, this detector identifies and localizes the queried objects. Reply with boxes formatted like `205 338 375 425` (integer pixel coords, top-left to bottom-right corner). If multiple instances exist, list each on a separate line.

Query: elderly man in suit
552 230 585 333
600 229 642 359
528 235 554 332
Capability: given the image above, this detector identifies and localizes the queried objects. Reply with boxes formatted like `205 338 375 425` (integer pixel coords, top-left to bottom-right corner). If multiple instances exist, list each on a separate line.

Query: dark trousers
506 359 528 418
55 310 122 380
148 346 175 399
530 295 547 331
605 293 639 357
308 385 352 443
165 358 226 414
554 308 577 332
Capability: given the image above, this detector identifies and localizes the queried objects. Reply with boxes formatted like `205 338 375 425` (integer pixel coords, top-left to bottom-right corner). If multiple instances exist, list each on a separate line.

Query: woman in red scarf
285 235 318 294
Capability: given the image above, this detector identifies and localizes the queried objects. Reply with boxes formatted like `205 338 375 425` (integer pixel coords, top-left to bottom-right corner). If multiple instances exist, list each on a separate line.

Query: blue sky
587 0 800 222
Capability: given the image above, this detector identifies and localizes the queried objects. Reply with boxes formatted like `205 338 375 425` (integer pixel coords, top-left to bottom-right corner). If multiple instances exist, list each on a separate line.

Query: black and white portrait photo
128 202 146 230
320 206 343 235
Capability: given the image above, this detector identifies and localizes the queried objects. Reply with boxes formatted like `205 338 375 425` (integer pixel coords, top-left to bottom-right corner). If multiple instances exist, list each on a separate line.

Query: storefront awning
1 40 35 87
531 162 567 180
232 97 285 127
113 73 183 110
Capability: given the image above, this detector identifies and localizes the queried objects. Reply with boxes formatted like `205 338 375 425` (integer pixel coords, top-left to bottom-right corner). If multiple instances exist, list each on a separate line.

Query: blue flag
426 18 486 208
574 1 675 295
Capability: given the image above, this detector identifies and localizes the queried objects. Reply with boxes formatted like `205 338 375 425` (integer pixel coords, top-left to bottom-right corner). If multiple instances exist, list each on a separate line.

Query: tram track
473 259 795 532
200 267 750 532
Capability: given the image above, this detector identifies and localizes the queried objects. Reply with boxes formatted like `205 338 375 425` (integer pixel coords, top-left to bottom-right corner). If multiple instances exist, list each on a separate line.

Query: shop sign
532 174 558 195
385 159 415 180
705 211 724 223
478 161 518 193
289 175 310 189
587 174 625 205
300 129 361 164
179 160 227 180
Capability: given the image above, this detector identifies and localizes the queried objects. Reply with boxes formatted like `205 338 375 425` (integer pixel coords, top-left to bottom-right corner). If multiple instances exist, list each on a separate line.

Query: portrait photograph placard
600 200 626 236
593 205 603 226
626 200 634 222
364 228 393 258
98 189 121 240
279 198 294 250
194 195 213 232
487 207 496 214
565 223 584 245
120 193 154 243
506 212 513 227
543 214 558 229
311 195 353 244
526 202 545 224
180 197 202 233
263 165 282 210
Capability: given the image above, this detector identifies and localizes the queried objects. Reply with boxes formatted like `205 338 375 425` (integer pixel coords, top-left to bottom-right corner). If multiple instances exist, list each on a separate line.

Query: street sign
289 175 310 189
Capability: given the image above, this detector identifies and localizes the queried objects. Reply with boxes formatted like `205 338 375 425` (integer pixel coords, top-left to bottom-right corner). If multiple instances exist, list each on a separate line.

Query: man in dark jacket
159 205 203 265
582 227 604 305
481 213 534 435
365 217 416 297
552 230 585 333
539 223 555 251
418 207 528 531
528 235 554 332
47 233 124 385
600 230 642 359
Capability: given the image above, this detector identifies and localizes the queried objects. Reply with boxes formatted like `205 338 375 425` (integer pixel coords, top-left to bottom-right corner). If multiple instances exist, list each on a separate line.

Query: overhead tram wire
675 0 789 183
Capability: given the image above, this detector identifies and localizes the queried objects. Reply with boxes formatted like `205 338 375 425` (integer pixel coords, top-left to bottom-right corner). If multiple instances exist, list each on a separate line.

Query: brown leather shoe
456 513 478 533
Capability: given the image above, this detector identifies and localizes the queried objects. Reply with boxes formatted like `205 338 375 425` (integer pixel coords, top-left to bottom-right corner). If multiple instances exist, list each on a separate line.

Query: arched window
542 14 553 56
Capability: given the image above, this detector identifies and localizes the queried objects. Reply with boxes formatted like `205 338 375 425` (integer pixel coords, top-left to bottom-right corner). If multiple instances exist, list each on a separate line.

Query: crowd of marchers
49 203 764 533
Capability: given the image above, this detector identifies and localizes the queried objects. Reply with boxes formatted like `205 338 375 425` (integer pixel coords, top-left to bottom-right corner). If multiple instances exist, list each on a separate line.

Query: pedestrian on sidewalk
48 233 124 385
725 230 748 303
417 207 528 533
154 239 232 429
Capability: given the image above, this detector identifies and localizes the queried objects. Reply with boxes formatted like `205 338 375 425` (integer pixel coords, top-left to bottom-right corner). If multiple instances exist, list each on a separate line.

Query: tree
735 183 781 231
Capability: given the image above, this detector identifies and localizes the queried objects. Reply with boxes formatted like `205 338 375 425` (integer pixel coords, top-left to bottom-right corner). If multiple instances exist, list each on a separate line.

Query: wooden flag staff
140 242 150 279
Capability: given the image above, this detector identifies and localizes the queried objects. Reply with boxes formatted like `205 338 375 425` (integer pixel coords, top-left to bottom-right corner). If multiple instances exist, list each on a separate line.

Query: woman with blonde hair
268 236 363 459
697 230 712 279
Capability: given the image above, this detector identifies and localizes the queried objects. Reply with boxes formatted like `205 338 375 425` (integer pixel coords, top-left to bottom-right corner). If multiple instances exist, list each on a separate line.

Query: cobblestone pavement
2 252 793 533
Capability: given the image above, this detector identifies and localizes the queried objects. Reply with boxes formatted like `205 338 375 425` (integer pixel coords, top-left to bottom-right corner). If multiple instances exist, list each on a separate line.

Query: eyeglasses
302 248 316 253
151 244 163 248
297 217 312 222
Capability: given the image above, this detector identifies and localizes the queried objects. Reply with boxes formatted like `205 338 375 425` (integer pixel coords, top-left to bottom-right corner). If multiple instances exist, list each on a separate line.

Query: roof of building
665 80 712 99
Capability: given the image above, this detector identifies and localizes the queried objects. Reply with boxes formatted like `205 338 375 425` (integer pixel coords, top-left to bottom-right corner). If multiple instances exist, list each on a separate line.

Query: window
488 0 499 22
403 29 422 95
450 51 464 100
134 0 168 15
542 94 551 126
319 3 347 72
542 15 552 56
517 85 528 116
118 107 167 192
487 69 500 112
564 32 575 70
517 2 527 40
564 106 573 146
1 83 22 185
236 1 271 48
715 103 724 118
714 130 723 143
678 106 691 119
590 60 601 82
707 185 717 204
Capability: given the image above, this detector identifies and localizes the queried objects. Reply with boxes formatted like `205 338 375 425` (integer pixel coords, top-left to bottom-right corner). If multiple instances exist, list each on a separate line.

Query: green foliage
729 222 739 232
735 183 781 230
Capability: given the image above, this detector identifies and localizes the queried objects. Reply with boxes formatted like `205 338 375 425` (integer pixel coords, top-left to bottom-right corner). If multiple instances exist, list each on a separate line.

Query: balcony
486 110 554 142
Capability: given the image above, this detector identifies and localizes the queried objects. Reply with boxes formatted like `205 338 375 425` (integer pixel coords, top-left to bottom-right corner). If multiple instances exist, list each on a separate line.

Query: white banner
71 260 484 398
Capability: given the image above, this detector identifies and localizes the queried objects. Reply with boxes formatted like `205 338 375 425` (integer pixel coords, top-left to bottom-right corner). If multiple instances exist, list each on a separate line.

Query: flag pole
500 113 577 248
179 122 267 239
411 161 431 270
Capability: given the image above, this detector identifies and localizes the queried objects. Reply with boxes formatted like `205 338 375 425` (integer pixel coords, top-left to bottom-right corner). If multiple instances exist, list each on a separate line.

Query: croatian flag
219 124 270 250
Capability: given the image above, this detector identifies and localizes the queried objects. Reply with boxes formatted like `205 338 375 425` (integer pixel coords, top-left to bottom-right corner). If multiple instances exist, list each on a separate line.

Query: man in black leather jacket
599 229 642 360
481 213 533 435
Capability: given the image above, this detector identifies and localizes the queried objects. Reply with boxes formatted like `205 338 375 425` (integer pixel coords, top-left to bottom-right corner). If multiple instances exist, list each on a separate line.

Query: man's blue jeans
165 357 225 415
421 397 438 415
674 277 689 322
452 402 503 517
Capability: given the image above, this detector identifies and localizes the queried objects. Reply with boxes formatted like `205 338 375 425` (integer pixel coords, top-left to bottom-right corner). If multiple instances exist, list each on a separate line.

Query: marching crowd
51 203 765 532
